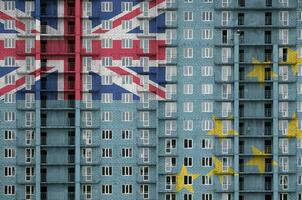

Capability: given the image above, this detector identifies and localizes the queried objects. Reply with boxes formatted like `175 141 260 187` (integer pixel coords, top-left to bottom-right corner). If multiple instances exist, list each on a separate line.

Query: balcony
68 174 75 182
41 192 47 200
68 155 75 164
68 192 75 200
264 108 272 117
265 182 272 190
265 145 272 154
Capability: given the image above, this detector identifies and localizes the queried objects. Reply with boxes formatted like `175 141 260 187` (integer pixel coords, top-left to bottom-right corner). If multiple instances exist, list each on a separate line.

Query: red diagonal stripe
0 11 25 31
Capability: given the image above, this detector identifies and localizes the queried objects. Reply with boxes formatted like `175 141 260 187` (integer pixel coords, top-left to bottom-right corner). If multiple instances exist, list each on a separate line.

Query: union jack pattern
0 0 167 100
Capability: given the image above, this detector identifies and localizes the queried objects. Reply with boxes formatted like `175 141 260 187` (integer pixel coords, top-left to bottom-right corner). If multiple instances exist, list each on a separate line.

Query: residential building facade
0 0 302 200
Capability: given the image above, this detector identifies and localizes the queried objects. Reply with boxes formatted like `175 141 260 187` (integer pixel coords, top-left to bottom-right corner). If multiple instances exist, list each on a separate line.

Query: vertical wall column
35 0 41 199
75 0 82 200
233 32 240 200
272 45 279 200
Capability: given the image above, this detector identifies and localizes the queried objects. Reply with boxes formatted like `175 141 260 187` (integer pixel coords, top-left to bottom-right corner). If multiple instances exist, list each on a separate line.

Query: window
166 66 177 81
184 11 193 21
201 84 213 94
122 39 133 48
101 111 112 122
122 20 132 30
201 157 213 167
165 139 176 153
222 11 231 26
222 48 231 63
4 57 15 66
201 66 213 76
122 166 132 176
122 129 132 140
122 57 133 67
222 139 232 154
101 2 113 12
25 112 34 127
82 166 92 182
101 184 112 194
4 38 15 48
279 29 288 44
122 75 133 85
183 102 193 112
4 93 15 104
4 1 15 11
201 120 214 131
140 112 149 127
4 166 15 177
4 20 15 30
25 130 34 145
101 148 112 158
201 139 213 149
238 13 244 25
101 20 113 30
165 120 177 135
122 148 132 158
183 120 193 131
101 93 113 103
279 157 289 172
201 193 213 200
140 148 149 163
166 11 177 26
4 130 15 140
101 166 112 176
183 84 193 94
279 138 289 154
82 1 92 17
183 66 193 76
121 2 133 12
184 157 193 167
184 175 193 185
122 184 132 194
5 148 15 158
201 176 212 185
140 184 149 199
121 111 133 122
202 11 213 21
222 102 232 117
221 66 232 81
202 48 213 58
202 29 213 40
83 130 93 144
165 157 176 172
184 139 193 149
279 11 289 26
4 112 15 122
184 29 193 39
4 185 15 195
201 102 213 113
184 48 193 58
82 111 92 127
280 175 288 190
83 38 92 52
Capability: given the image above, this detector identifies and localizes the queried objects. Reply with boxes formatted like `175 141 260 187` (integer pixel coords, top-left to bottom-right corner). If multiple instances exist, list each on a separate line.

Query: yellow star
280 48 302 75
207 156 237 184
247 58 277 85
245 146 277 173
287 112 302 139
208 115 238 139
175 166 200 193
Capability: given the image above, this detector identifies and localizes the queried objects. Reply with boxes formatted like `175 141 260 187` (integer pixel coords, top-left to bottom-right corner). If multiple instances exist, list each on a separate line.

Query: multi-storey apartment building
0 0 302 200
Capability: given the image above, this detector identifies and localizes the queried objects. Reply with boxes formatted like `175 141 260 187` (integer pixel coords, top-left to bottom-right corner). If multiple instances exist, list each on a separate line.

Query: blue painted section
0 67 18 77
149 13 165 33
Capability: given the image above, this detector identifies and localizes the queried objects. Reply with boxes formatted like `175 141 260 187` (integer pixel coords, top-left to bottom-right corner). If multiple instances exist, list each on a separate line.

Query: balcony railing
41 192 47 200
265 146 272 154
68 155 75 163
68 192 75 200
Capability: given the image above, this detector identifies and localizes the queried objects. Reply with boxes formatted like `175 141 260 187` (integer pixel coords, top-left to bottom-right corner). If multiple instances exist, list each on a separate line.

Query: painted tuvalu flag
0 0 167 101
